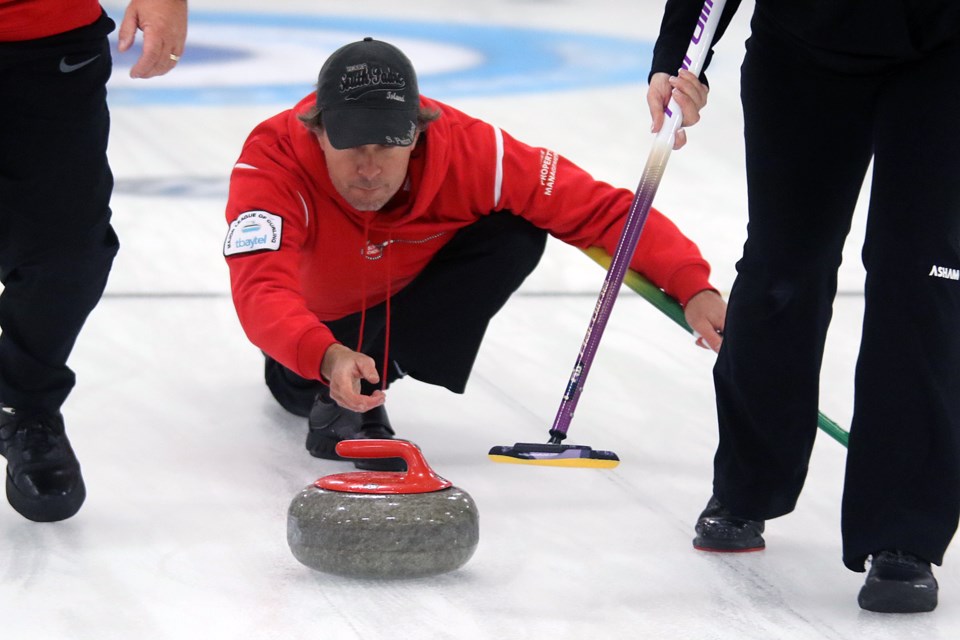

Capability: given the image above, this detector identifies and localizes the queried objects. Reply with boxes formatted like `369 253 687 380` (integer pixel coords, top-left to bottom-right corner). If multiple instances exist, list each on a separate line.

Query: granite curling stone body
287 439 479 578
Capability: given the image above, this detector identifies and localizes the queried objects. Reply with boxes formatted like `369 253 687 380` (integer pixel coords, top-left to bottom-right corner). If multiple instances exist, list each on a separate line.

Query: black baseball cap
317 38 420 150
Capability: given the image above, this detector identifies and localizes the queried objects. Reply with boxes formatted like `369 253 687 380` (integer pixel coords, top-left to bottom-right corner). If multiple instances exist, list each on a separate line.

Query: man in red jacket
224 38 725 471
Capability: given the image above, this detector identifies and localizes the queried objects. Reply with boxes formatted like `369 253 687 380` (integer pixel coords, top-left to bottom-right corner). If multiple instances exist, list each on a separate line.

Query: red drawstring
359 219 392 392
356 217 370 353
382 232 393 391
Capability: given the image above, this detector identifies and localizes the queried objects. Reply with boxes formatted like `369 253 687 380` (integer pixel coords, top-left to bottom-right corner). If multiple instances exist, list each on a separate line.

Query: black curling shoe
306 395 406 472
693 495 766 552
858 550 938 613
0 406 86 522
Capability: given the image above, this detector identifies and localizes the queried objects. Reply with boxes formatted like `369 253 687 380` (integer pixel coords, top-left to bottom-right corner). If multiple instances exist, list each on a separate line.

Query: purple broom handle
549 0 728 441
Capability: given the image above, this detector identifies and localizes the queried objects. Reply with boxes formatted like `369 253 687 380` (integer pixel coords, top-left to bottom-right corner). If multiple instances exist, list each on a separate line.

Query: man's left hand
683 289 726 353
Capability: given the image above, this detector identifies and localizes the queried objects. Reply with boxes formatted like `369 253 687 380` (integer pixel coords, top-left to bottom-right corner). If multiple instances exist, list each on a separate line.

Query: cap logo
339 63 407 101
384 121 417 146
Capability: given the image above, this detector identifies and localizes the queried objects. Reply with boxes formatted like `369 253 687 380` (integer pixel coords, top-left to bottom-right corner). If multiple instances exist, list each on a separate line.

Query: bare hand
118 0 188 79
647 69 709 150
683 289 726 353
319 344 386 412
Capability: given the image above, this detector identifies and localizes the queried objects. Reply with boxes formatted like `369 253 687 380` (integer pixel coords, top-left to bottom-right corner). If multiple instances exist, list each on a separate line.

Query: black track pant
266 212 548 417
0 14 118 413
712 23 960 571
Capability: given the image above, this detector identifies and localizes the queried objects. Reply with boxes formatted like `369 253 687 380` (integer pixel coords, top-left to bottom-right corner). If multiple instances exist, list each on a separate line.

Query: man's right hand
319 344 386 412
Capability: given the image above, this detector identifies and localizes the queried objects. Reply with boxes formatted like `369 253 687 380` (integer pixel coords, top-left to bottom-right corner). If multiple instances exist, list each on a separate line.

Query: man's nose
356 146 382 179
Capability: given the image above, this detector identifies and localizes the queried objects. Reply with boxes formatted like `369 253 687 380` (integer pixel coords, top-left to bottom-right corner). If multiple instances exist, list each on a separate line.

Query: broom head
488 442 619 469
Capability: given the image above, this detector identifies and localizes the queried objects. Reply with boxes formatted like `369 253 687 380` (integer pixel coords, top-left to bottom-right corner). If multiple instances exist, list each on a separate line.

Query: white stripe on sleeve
297 191 309 226
493 125 504 208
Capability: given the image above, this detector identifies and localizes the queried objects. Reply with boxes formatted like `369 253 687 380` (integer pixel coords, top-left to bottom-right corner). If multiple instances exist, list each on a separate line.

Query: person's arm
495 129 716 308
647 0 742 148
224 144 335 373
649 0 741 82
118 0 188 78
494 128 726 350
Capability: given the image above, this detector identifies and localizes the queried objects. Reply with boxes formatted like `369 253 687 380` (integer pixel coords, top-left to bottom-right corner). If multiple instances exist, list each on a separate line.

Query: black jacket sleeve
648 0 743 84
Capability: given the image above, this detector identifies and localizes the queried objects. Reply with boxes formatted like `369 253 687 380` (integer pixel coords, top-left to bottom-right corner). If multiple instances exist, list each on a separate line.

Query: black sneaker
693 495 765 552
0 406 86 522
305 395 406 472
858 550 938 613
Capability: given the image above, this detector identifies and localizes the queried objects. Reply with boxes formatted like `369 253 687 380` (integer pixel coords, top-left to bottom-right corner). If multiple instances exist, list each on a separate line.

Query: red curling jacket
224 94 715 381
0 0 100 41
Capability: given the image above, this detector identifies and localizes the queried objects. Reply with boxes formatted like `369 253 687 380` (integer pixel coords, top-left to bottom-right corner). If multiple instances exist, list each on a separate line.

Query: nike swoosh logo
59 54 101 73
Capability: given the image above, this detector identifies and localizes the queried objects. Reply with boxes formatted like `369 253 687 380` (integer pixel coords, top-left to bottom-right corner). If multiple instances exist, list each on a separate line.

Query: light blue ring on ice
106 10 651 105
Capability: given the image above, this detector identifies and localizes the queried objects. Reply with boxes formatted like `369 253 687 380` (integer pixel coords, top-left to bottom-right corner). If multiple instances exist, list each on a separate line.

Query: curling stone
287 439 479 579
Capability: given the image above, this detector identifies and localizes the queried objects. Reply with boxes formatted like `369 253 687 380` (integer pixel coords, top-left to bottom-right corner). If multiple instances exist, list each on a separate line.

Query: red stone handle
335 439 419 464
318 439 452 494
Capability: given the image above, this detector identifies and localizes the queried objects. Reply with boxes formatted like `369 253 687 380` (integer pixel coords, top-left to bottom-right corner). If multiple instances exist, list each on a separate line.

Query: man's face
317 129 419 211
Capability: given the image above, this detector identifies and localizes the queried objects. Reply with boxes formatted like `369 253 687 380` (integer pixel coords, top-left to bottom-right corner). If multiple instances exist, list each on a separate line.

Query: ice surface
2 2 954 638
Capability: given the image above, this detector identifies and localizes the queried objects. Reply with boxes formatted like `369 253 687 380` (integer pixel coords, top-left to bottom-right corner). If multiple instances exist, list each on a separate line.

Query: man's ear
315 128 331 153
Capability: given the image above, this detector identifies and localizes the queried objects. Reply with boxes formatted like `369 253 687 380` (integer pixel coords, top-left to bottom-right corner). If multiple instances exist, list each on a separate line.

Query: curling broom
489 0 728 468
